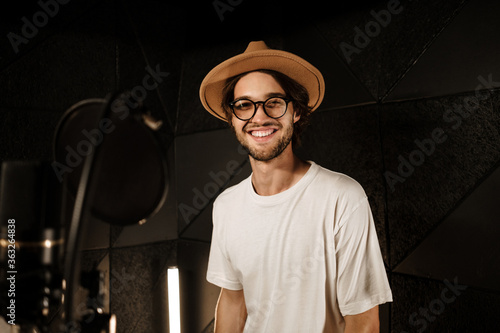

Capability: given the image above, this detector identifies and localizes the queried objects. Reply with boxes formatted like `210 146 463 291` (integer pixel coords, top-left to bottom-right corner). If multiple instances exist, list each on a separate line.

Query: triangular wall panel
394 163 500 291
386 0 500 101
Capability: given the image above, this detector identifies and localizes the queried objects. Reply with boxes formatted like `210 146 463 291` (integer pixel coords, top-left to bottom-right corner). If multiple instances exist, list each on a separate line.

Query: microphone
0 160 64 331
1 91 168 332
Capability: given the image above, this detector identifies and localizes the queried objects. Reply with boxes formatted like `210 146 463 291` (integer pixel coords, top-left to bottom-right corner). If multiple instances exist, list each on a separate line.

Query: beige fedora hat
199 41 325 121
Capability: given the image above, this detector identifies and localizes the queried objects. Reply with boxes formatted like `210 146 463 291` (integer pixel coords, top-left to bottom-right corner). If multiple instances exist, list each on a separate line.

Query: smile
250 129 277 137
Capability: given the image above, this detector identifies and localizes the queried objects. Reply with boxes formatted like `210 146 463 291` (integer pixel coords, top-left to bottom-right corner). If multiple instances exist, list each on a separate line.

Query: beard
235 119 294 162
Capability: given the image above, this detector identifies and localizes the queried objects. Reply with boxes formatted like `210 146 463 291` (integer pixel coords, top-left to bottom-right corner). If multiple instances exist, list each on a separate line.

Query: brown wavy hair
221 69 312 147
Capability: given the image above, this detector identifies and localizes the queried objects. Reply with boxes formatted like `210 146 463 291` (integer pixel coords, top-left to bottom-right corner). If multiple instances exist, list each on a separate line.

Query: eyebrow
233 92 286 101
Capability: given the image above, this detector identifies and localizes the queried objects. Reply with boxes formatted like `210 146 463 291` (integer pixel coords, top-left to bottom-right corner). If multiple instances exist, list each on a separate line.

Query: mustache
243 121 282 131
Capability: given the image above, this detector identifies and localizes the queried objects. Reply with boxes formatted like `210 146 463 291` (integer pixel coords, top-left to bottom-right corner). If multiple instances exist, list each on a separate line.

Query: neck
249 145 310 196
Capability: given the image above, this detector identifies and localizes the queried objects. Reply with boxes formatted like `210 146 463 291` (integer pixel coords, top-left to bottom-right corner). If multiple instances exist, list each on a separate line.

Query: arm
214 288 247 333
344 305 379 333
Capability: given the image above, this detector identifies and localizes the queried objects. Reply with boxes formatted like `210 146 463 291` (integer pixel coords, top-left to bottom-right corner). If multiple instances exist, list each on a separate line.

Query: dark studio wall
0 0 499 332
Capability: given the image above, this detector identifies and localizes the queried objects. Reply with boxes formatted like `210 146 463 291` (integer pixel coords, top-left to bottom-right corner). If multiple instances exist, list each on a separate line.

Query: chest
223 199 335 282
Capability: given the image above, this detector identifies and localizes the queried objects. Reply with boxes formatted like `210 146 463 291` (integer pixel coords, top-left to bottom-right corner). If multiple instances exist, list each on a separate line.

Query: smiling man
200 41 392 332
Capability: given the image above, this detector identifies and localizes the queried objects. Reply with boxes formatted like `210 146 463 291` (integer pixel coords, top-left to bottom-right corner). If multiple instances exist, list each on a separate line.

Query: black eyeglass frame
229 96 293 121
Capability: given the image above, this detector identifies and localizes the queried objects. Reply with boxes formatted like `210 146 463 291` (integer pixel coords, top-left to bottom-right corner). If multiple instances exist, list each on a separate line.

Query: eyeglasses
229 96 292 121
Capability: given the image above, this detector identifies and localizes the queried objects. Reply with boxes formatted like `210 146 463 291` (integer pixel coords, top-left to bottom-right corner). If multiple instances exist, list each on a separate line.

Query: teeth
251 129 274 137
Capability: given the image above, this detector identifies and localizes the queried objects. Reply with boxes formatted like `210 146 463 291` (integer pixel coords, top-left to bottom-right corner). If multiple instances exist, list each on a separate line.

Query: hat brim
199 47 325 121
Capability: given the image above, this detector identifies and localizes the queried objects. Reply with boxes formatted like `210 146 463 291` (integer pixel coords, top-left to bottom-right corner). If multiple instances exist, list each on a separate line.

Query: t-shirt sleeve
206 202 243 291
334 197 393 316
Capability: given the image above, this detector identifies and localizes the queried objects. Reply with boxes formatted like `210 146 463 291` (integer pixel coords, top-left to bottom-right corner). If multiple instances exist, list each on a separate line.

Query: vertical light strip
168 267 181 333
109 314 117 333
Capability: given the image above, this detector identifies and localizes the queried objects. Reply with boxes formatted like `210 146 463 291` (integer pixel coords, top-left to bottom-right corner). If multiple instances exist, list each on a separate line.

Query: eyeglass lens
231 97 288 120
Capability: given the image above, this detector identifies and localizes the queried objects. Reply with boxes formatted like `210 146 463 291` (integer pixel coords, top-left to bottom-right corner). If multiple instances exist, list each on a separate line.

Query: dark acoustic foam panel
394 163 500 291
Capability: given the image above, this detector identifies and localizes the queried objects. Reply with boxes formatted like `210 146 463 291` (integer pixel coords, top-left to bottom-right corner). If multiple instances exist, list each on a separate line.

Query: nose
250 102 270 123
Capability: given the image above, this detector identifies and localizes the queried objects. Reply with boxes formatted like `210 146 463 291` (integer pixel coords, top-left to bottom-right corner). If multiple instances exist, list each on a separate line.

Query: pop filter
53 93 168 226
53 93 169 329
0 93 169 331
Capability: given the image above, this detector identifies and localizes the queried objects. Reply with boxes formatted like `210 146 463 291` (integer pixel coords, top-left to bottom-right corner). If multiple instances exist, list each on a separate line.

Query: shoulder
312 162 367 201
213 175 251 209
211 176 251 229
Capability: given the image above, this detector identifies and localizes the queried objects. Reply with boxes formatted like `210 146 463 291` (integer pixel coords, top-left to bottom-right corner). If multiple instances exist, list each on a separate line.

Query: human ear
293 111 301 124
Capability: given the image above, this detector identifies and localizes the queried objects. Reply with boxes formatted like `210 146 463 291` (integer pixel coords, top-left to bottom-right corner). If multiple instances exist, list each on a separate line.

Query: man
199 41 392 332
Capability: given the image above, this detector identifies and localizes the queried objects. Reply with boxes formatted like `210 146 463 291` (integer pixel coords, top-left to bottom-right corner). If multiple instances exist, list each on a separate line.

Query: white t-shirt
207 162 392 332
